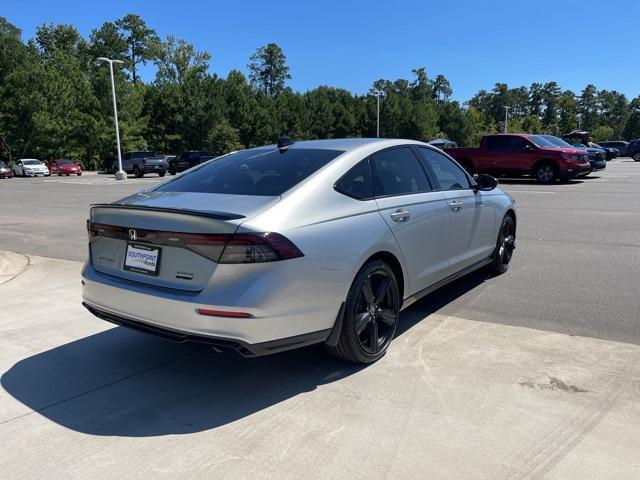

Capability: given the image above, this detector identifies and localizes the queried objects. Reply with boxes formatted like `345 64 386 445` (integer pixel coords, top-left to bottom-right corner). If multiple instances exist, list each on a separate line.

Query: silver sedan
82 138 516 363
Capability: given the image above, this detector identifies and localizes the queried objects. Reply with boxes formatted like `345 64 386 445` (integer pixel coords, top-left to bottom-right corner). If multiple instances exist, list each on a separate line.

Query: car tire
633 153 640 162
534 162 557 184
133 166 143 178
77 172 82 176
169 165 176 175
328 260 400 364
158 170 166 177
488 214 516 275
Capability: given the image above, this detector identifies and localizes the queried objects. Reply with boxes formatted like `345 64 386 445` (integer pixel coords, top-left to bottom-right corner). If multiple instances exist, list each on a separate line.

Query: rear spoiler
90 203 245 221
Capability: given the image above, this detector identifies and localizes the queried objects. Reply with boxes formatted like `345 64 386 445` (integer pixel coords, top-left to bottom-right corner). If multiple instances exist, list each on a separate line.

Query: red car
47 159 82 176
0 160 12 178
448 134 591 184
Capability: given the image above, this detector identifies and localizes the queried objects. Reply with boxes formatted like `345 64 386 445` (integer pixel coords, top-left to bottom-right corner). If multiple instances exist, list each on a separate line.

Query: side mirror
473 174 498 192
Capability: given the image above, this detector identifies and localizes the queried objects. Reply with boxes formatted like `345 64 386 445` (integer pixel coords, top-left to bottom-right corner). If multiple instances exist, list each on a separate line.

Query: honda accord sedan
82 138 516 363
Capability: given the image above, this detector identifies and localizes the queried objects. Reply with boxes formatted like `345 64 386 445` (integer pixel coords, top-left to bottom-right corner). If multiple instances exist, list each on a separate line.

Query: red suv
448 134 591 183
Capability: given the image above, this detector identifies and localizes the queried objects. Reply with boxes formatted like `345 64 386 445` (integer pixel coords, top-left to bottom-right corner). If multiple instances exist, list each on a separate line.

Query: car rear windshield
156 148 344 196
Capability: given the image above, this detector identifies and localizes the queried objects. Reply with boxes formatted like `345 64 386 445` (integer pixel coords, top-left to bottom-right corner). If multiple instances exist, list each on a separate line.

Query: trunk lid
89 192 279 291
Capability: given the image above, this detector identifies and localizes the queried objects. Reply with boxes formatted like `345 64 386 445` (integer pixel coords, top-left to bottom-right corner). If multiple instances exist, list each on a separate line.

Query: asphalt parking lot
1 162 640 478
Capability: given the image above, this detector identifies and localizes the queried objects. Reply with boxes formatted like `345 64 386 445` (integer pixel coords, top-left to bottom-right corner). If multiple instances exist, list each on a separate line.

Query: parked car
116 151 168 178
12 159 50 177
168 151 214 175
82 138 516 363
570 142 607 170
627 140 640 161
597 141 629 157
591 143 618 160
47 159 82 176
447 133 591 183
428 139 458 150
539 135 605 171
0 160 13 178
0 160 12 178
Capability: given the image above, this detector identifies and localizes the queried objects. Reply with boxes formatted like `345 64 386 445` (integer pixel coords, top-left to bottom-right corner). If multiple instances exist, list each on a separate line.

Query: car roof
257 138 424 152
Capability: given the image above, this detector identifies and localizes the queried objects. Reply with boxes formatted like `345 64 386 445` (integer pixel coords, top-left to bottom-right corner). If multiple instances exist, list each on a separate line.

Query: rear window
156 148 344 196
132 151 155 159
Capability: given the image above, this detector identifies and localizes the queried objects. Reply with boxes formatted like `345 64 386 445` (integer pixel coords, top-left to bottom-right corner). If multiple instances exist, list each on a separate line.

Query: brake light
87 223 303 263
219 233 303 263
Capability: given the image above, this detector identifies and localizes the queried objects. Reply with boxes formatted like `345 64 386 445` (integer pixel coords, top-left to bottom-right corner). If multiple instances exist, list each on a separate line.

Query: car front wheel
534 163 557 184
328 260 400 364
158 170 166 177
633 153 640 162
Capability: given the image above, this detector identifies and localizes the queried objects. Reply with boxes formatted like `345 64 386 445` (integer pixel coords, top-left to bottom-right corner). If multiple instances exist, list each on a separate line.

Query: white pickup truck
114 151 169 178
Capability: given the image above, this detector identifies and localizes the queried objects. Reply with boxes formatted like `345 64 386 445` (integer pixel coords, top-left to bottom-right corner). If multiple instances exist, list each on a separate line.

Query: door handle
390 209 411 222
449 200 463 211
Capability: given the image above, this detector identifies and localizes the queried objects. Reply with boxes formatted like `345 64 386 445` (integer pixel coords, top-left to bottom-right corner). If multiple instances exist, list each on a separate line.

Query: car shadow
1 272 488 438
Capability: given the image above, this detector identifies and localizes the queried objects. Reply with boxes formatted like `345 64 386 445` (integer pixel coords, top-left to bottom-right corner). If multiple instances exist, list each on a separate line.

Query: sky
3 0 639 102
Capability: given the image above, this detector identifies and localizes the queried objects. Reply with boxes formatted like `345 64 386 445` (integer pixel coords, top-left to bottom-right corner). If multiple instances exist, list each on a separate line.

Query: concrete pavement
1 252 639 479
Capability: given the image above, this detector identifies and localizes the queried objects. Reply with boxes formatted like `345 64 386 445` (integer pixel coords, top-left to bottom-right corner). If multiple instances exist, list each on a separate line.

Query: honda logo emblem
128 229 137 241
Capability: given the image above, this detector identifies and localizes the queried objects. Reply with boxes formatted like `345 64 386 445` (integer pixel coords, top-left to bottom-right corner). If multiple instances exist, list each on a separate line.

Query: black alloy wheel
490 215 516 274
328 260 400 363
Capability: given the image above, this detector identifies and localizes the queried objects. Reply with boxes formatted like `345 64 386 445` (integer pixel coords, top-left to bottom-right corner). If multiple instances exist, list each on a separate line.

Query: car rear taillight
218 233 303 263
87 222 303 263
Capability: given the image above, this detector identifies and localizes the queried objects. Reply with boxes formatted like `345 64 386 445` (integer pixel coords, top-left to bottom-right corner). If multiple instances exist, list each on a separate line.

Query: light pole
97 57 126 180
372 89 382 138
504 106 511 133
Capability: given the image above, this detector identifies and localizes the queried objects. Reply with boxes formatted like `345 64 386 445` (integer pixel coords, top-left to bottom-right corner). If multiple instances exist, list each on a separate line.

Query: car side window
417 148 471 191
335 160 373 200
483 136 509 150
370 147 431 197
508 137 527 150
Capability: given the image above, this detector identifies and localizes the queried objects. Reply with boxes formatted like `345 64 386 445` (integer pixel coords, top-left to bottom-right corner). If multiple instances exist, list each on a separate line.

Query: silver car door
371 146 451 295
417 147 496 274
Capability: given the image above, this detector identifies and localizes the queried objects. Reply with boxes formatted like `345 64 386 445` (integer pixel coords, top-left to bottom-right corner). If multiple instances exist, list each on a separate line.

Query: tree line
1 14 639 167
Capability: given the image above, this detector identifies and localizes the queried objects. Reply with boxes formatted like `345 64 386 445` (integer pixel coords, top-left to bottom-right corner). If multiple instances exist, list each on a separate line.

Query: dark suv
168 151 214 175
627 140 640 161
597 141 629 157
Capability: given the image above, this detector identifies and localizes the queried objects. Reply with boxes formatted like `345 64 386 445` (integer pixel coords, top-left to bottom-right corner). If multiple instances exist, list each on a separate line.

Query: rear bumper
82 302 331 356
81 256 350 350
143 165 166 173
